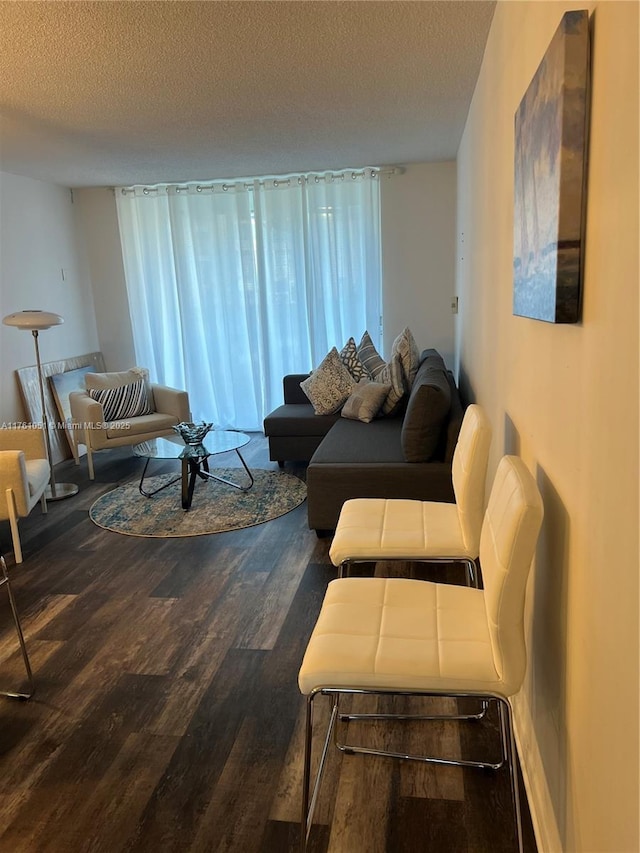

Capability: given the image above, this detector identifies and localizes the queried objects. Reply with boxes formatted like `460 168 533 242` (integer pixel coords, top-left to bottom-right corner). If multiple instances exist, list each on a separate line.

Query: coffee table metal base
138 448 254 510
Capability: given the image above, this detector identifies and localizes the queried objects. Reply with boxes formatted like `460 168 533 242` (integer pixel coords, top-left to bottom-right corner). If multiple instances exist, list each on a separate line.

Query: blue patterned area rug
89 469 307 537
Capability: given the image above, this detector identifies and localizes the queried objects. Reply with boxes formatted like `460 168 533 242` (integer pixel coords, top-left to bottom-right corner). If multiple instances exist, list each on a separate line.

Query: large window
115 169 382 430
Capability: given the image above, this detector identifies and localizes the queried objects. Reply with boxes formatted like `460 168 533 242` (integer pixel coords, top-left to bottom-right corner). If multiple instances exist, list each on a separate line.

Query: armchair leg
0 556 34 699
85 433 95 480
5 489 23 565
71 435 80 465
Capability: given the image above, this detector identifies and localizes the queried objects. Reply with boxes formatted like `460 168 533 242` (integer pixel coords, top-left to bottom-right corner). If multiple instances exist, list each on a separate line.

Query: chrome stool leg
0 555 35 700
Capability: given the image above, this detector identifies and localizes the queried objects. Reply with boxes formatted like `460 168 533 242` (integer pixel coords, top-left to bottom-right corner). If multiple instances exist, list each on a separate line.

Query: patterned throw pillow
86 367 155 413
300 348 356 415
391 327 421 389
339 337 370 381
89 378 154 422
341 379 391 423
357 331 386 379
374 353 406 416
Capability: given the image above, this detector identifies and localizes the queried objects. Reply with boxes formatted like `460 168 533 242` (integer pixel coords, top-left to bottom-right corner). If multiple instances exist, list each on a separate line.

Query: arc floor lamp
3 310 78 500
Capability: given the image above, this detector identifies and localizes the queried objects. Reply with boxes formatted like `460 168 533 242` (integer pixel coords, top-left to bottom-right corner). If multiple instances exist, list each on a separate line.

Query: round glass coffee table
133 431 253 511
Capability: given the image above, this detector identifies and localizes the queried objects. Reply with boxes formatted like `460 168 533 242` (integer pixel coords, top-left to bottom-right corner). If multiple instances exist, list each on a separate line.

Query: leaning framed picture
17 351 105 463
49 365 97 457
513 9 590 323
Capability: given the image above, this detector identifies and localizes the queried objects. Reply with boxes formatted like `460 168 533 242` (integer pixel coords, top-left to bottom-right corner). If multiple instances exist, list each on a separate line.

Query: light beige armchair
0 427 50 564
69 368 191 480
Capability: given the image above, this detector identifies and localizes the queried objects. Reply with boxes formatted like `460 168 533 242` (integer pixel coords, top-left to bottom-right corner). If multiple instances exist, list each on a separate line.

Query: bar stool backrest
451 404 492 554
480 455 544 694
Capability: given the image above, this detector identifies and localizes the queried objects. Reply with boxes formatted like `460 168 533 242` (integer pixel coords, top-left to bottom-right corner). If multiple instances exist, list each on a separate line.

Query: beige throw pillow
341 379 391 423
391 327 421 389
375 353 406 415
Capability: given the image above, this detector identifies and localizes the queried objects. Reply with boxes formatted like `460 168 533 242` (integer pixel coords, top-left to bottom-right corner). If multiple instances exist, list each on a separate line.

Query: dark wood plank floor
0 435 537 852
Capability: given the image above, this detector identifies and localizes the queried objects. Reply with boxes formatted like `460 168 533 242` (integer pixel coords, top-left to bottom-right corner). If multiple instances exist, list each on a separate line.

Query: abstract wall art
513 10 590 323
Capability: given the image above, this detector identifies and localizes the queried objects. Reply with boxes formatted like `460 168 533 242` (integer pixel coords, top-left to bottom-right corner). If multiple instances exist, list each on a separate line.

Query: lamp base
46 483 79 501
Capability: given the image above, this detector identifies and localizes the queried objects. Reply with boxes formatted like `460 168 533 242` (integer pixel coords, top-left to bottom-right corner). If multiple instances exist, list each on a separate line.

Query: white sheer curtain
115 170 381 430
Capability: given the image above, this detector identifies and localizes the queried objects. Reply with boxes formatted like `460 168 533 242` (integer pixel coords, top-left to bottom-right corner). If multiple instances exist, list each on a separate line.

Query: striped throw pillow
89 379 154 422
357 331 386 379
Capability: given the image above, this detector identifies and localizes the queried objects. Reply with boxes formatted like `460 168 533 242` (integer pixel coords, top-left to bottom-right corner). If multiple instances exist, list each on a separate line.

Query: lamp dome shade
3 310 64 330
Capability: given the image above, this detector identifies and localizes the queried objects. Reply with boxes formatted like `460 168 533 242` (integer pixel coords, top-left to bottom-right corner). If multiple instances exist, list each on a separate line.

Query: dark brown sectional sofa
263 349 465 532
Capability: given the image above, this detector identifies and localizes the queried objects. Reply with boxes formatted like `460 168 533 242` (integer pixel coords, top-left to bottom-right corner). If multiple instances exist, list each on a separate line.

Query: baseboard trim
513 694 563 853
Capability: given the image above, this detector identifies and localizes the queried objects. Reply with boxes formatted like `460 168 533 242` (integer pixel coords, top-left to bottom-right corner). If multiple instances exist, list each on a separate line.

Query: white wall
73 188 136 372
455 2 639 851
381 162 456 365
0 171 99 423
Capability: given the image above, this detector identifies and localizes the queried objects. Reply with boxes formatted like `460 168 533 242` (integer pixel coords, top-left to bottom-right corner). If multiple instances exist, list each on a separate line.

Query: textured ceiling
0 1 496 188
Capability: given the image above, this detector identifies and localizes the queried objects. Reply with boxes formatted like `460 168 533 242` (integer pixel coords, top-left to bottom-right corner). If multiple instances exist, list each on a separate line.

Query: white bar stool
299 455 544 853
329 404 492 586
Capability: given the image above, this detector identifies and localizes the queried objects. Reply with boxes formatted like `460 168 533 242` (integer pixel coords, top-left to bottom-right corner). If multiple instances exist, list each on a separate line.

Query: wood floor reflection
0 435 537 852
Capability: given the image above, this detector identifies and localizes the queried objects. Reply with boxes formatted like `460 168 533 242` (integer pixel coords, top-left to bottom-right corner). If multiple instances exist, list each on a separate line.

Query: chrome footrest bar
335 740 504 771
339 699 489 723
300 688 521 853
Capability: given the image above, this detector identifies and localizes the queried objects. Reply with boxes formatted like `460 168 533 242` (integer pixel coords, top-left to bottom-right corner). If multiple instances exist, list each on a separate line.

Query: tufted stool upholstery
329 404 492 584
298 455 544 852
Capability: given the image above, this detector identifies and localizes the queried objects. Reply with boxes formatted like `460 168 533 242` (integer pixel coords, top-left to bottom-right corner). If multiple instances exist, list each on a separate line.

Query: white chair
69 368 190 479
0 427 50 564
298 455 544 852
1 555 34 699
329 403 492 585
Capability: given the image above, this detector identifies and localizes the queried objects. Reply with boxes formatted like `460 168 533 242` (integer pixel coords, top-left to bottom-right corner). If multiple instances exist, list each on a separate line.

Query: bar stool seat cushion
298 576 501 696
329 497 468 566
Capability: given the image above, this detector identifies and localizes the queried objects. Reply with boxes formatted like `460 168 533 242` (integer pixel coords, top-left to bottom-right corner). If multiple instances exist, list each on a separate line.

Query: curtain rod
118 166 404 196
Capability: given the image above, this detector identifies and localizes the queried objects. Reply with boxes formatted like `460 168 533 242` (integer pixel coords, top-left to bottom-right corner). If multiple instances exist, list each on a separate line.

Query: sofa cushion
401 351 452 462
264 403 340 437
357 331 386 378
300 347 355 415
105 411 178 439
341 379 391 423
25 458 51 500
89 378 154 422
311 416 407 464
339 337 370 381
391 327 421 389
